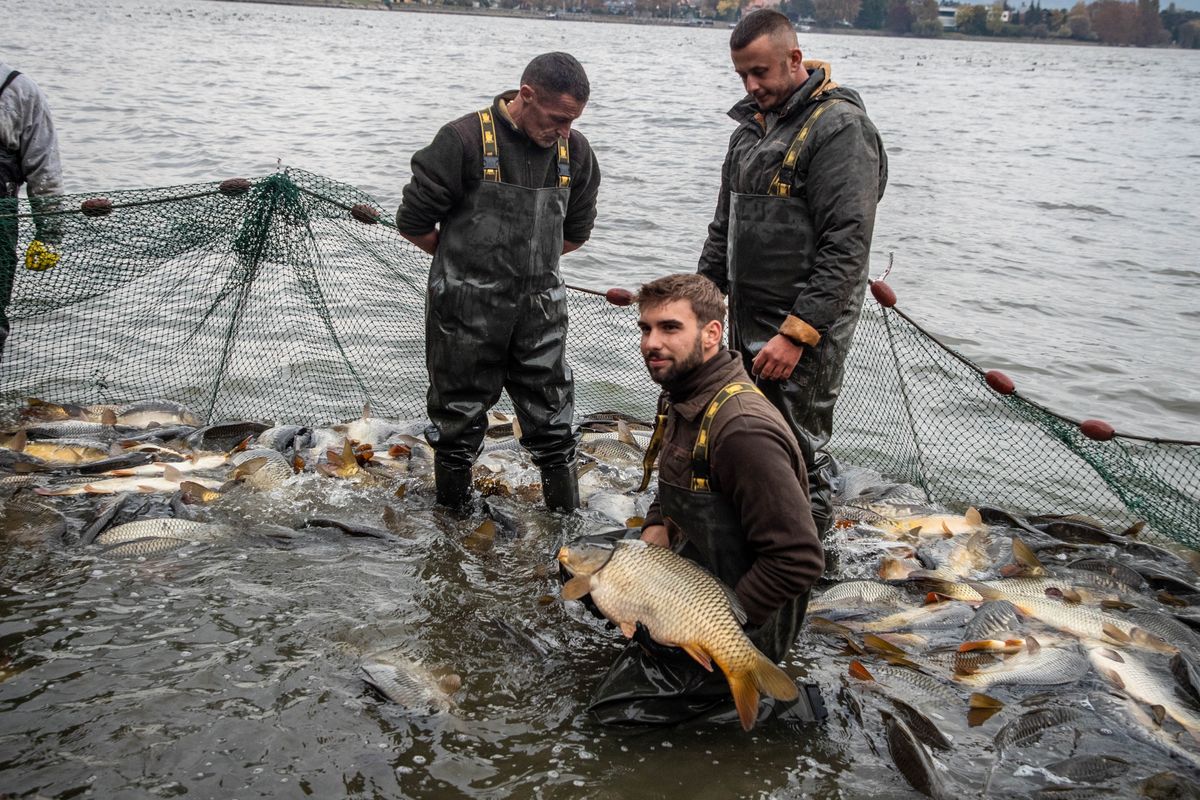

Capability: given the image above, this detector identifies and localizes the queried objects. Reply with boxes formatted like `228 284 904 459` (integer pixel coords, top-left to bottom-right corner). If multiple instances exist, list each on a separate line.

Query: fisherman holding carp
560 274 827 729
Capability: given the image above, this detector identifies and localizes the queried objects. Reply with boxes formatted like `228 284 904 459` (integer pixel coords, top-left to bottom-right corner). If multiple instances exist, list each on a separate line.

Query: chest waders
726 98 863 538
425 108 579 511
586 383 825 728
0 70 25 356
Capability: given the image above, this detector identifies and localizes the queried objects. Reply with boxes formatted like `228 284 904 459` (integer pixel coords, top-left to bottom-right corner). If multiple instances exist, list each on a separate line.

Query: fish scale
953 647 1088 688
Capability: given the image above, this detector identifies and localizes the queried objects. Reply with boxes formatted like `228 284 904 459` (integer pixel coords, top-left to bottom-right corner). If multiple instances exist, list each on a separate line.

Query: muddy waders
584 385 825 728
0 71 24 358
725 104 865 538
425 108 578 512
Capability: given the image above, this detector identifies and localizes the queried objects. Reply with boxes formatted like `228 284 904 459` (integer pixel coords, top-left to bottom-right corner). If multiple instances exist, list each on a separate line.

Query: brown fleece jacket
644 349 825 625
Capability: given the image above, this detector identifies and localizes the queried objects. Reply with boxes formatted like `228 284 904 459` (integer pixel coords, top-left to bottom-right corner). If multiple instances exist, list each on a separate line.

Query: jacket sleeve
395 124 466 237
785 110 883 338
696 133 737 293
710 408 824 626
563 133 600 244
16 78 64 199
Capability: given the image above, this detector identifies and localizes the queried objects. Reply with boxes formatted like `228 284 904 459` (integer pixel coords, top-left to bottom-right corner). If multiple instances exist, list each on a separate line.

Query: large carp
557 538 798 731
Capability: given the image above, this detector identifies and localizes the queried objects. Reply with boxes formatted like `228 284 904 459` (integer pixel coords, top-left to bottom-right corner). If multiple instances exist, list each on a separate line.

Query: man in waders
0 62 64 358
396 53 600 512
698 10 887 537
580 273 826 728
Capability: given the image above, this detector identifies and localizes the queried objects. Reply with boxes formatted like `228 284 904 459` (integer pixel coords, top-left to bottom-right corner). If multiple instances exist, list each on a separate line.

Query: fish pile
0 397 660 715
810 466 1200 796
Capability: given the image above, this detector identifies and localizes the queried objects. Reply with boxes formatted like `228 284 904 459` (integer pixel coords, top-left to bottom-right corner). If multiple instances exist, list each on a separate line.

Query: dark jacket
396 91 600 244
697 62 887 346
643 350 824 626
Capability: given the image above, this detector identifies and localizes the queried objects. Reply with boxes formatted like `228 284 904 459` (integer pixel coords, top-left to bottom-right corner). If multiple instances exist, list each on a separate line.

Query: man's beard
646 334 705 386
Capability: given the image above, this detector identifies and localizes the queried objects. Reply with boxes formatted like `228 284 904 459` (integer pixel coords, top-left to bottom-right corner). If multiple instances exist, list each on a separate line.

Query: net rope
2 169 1196 545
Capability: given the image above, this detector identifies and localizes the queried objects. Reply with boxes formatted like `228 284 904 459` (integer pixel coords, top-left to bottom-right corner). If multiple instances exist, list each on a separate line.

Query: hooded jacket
697 61 887 348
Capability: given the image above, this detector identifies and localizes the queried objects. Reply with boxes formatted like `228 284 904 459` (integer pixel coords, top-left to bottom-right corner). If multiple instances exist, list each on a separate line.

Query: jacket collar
727 60 838 129
664 350 748 422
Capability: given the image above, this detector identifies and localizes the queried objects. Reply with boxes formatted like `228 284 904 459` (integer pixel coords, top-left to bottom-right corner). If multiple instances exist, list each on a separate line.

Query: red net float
1080 419 1115 441
869 280 896 308
219 178 252 196
350 204 380 225
985 370 1015 395
605 287 634 307
80 198 113 217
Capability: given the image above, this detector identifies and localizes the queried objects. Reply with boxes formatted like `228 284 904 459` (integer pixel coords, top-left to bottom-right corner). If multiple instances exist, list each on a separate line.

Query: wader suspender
636 382 764 494
690 382 762 491
637 393 671 492
767 98 843 198
0 71 20 99
476 107 571 187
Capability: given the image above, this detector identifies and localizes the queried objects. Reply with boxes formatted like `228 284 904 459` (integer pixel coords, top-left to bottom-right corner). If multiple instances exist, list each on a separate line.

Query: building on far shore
938 6 957 29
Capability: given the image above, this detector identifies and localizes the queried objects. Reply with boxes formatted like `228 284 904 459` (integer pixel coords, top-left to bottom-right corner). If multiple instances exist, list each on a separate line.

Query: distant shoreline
205 0 1105 44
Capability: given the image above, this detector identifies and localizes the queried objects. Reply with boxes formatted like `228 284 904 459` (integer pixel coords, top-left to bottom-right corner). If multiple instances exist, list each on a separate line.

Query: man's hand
400 229 439 256
562 240 582 255
751 334 803 382
24 240 59 271
640 524 669 547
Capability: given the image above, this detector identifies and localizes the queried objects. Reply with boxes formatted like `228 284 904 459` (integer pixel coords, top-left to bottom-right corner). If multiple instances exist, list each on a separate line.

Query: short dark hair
730 9 796 50
636 274 726 326
521 52 590 104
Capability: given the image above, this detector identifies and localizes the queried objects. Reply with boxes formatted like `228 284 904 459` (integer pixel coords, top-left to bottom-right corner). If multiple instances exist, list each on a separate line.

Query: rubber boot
435 461 473 511
541 464 580 513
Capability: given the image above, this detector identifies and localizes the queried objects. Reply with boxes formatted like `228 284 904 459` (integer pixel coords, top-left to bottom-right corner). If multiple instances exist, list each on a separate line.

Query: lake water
5 0 1199 438
2 1 1200 798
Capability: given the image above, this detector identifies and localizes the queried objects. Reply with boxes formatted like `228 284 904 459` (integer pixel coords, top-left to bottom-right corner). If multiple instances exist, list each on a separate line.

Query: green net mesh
2 170 1197 546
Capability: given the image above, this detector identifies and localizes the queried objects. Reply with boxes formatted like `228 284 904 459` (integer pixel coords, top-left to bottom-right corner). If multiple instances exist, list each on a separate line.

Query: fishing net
1 169 1197 545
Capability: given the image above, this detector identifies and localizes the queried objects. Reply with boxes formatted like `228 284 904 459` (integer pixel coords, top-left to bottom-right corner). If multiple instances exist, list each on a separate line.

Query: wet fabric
697 63 886 536
0 63 64 199
424 172 576 471
0 197 14 355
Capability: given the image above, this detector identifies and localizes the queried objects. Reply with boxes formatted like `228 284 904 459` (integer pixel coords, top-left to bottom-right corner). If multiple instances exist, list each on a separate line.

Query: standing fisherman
0 61 64 358
698 10 887 536
396 53 601 511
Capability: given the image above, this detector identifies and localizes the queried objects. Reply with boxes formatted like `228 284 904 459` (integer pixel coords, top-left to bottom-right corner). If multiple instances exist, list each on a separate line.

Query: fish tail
725 652 800 732
726 671 762 732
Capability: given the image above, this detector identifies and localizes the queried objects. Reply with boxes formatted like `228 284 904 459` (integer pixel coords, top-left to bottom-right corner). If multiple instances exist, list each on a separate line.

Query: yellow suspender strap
690 381 763 491
478 109 501 183
767 98 844 198
637 393 671 493
556 136 571 189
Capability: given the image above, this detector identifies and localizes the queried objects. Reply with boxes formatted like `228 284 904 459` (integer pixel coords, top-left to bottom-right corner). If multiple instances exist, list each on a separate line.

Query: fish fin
11 430 27 452
101 409 117 426
437 673 462 694
1102 623 1131 644
726 672 762 731
959 640 1006 653
1151 704 1167 726
849 660 875 681
749 652 798 702
389 443 411 459
616 420 639 448
108 441 123 457
1024 636 1041 654
383 505 403 533
512 416 523 442
965 507 982 526
230 435 253 454
1120 520 1145 538
361 402 371 420
864 634 907 655
1101 599 1135 611
1009 535 1045 576
107 469 135 477
560 575 593 602
969 692 1004 709
625 516 645 529
941 521 953 536
1100 667 1126 690
618 622 637 638
233 457 268 479
163 464 184 483
680 642 714 672
136 484 157 493
965 581 1005 601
